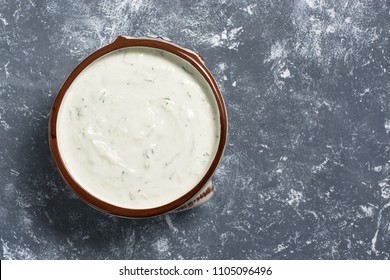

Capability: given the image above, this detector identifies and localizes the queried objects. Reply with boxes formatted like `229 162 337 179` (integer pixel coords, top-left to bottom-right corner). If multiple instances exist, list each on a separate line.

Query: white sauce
57 47 220 209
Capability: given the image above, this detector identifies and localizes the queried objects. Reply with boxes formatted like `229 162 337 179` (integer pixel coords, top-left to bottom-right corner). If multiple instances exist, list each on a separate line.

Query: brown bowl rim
49 36 228 218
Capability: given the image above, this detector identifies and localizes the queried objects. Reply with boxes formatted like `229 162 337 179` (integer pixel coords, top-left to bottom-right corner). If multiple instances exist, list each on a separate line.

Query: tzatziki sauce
56 47 220 209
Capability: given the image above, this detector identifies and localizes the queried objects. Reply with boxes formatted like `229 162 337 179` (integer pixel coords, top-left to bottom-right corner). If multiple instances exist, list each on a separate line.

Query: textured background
1 0 389 259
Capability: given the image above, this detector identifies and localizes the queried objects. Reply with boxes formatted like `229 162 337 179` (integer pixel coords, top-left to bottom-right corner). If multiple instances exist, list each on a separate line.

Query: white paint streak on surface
155 237 169 252
371 201 390 256
287 189 303 207
293 0 380 66
266 41 288 62
312 157 329 173
378 179 390 199
280 68 291 78
359 205 374 218
384 119 390 134
0 120 11 131
165 215 178 233
1 238 35 260
373 166 382 172
3 61 10 78
208 27 243 50
243 4 257 15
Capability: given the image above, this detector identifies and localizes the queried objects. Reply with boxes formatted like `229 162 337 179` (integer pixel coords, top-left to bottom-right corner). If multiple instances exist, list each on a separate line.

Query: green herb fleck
164 153 179 168
99 90 107 103
75 107 82 119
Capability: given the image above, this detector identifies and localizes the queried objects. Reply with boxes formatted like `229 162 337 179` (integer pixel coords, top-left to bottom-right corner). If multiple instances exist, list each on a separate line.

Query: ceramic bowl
49 36 227 218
